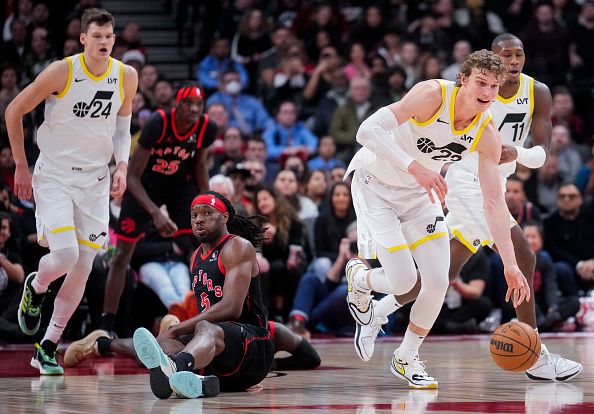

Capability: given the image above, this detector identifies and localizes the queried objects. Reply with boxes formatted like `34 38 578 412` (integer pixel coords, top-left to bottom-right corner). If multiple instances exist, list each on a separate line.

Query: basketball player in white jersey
5 8 138 375
345 49 530 389
357 35 582 382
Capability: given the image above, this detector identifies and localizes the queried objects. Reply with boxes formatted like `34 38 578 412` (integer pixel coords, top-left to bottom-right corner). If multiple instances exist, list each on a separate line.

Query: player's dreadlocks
202 191 266 249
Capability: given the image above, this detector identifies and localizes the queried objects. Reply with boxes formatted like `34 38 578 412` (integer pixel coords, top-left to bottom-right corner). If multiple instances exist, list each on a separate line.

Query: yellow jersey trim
451 228 478 253
387 243 409 253
77 238 103 250
80 54 113 81
50 226 76 234
529 77 535 120
469 114 492 153
410 80 446 126
496 74 523 104
55 57 73 98
409 232 447 250
119 61 124 104
450 87 481 135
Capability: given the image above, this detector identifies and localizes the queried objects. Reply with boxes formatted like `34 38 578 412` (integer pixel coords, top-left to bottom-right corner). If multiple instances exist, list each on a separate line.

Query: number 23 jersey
37 53 124 169
138 108 217 193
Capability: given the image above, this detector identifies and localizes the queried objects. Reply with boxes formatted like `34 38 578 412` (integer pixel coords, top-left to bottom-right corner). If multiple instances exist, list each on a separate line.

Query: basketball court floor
0 333 592 413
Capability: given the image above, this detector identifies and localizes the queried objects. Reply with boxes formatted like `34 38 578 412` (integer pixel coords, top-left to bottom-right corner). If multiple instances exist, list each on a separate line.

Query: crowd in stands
1 0 594 342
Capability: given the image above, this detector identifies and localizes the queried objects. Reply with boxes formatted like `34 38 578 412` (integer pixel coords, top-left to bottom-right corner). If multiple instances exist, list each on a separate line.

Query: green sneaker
18 272 46 335
31 342 64 375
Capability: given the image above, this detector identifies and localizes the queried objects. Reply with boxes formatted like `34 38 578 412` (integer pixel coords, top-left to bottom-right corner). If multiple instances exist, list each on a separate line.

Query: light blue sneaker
169 371 220 398
133 327 176 399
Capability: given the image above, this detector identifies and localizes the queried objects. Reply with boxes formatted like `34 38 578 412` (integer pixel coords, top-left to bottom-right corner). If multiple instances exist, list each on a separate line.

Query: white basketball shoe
525 343 583 381
391 348 438 389
346 259 373 326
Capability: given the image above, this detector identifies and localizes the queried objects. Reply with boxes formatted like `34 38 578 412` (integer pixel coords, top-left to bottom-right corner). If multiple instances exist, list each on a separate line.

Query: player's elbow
5 100 20 122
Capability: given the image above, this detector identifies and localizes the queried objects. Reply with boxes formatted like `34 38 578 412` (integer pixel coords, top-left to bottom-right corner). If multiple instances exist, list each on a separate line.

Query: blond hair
456 49 506 87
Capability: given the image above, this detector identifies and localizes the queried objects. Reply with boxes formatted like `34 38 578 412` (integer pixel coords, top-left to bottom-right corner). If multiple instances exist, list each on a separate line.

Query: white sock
398 327 426 361
375 295 401 318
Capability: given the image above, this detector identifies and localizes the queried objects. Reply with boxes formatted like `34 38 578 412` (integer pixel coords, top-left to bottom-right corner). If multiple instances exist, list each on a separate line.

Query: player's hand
499 145 518 164
110 162 127 198
14 164 32 201
504 265 530 308
152 210 178 238
408 160 447 204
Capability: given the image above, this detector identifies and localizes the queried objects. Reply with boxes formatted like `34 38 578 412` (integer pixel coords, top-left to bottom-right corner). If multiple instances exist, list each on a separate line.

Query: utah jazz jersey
37 53 124 169
191 234 268 328
347 80 492 188
450 73 534 179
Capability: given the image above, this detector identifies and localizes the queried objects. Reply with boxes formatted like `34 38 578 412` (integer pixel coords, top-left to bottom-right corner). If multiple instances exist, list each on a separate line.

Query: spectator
295 4 344 62
348 5 386 52
0 65 20 138
433 248 492 334
551 86 588 147
206 69 273 135
259 26 294 88
280 150 309 186
381 66 408 104
286 221 359 338
255 186 306 320
508 222 580 332
245 135 277 184
205 102 229 157
209 174 234 201
62 38 81 58
211 126 244 175
303 46 342 108
303 169 328 208
408 11 452 61
20 27 56 87
550 124 582 182
396 41 420 90
505 175 542 226
536 154 564 214
307 135 346 173
2 0 33 43
0 19 29 70
117 22 145 55
575 145 594 202
329 77 379 161
121 49 145 74
138 64 159 108
442 40 472 82
569 0 594 88
344 42 371 81
0 147 16 192
230 8 272 94
265 42 309 112
273 168 318 230
224 162 255 216
153 79 175 111
263 101 318 162
419 55 443 82
196 37 249 94
544 183 594 292
329 165 347 185
242 158 267 196
311 65 349 137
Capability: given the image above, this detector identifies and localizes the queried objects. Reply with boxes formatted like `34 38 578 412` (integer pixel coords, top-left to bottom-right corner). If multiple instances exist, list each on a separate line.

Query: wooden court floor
0 333 592 413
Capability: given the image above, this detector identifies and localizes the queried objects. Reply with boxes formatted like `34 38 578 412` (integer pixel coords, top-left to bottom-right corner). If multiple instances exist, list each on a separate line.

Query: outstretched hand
504 265 531 308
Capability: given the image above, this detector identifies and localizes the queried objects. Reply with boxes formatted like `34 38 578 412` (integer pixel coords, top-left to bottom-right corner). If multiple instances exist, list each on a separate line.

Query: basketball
490 321 541 372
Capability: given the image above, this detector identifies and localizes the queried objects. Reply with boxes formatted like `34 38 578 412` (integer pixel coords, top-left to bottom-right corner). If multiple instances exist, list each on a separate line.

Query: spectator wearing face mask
206 69 274 135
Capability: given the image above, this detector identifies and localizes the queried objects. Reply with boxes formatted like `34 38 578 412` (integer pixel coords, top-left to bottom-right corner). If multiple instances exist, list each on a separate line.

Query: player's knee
53 247 80 272
387 268 417 295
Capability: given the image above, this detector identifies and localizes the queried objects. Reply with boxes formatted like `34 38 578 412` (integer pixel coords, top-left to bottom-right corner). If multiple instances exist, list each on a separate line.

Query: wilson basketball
490 321 541 372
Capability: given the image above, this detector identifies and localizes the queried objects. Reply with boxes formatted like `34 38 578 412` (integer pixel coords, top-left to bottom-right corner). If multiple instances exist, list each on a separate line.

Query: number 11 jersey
37 53 124 169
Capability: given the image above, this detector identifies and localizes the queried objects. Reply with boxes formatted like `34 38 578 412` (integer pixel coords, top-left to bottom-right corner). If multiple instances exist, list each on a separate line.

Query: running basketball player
5 8 137 375
345 49 530 389
357 35 583 381
101 83 217 334
63 319 321 372
131 192 276 398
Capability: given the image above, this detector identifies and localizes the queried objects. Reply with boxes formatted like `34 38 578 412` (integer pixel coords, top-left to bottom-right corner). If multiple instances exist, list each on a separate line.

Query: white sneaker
346 259 373 326
391 349 438 389
525 343 583 381
354 302 387 361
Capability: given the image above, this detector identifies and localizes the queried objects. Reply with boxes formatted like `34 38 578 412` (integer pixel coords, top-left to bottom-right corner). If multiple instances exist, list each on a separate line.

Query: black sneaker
18 272 46 335
31 341 64 375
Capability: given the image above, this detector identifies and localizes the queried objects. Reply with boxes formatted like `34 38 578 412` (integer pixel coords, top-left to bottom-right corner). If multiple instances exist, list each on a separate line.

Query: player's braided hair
203 191 266 249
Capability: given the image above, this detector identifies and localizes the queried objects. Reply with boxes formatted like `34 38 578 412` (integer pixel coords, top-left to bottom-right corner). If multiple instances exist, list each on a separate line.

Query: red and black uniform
184 234 274 391
117 109 217 242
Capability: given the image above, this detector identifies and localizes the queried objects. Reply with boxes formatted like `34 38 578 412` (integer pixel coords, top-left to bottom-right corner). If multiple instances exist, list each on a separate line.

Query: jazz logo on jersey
417 137 467 162
426 216 444 234
72 90 113 119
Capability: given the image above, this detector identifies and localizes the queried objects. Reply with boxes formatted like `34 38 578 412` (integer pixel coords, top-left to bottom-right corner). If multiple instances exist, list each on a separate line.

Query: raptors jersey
191 234 268 328
449 73 534 179
347 80 493 188
37 53 124 169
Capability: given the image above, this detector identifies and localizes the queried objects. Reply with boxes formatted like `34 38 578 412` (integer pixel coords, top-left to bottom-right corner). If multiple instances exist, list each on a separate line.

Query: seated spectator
550 125 582 182
304 169 328 208
308 135 346 173
544 184 594 293
329 77 380 161
0 19 29 70
396 41 421 90
536 154 564 214
0 64 20 137
286 221 358 338
575 145 594 203
20 27 56 87
280 150 309 186
197 37 249 94
211 126 244 175
344 42 371 80
259 26 295 88
117 21 146 55
569 1 594 88
274 168 318 226
263 101 318 162
0 212 26 341
255 186 306 320
433 248 492 334
551 86 588 147
138 64 159 108
329 165 347 185
223 163 255 216
442 40 472 82
209 174 234 201
303 46 342 111
505 175 542 226
310 65 349 137
206 69 274 135
205 103 229 157
244 135 277 184
502 222 580 332
265 43 309 111
153 79 175 111
121 49 145 74
2 0 33 43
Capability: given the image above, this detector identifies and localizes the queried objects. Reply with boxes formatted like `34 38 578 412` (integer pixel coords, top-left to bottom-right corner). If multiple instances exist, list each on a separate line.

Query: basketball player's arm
5 60 69 200
500 82 551 166
169 238 254 337
111 65 139 198
356 80 447 203
476 124 530 307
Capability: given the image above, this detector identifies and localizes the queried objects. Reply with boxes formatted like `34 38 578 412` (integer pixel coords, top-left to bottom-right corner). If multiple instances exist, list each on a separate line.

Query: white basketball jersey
37 53 124 169
450 73 534 179
347 80 493 188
